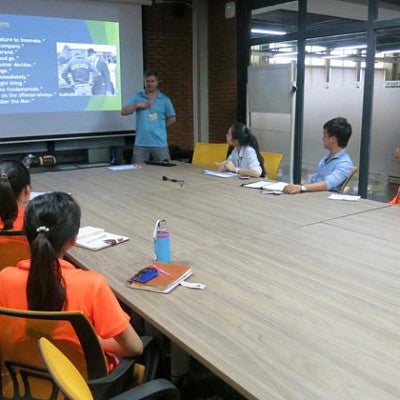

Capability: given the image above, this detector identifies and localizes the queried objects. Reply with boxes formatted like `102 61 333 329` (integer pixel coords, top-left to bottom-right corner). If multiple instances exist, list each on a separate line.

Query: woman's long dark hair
0 160 30 230
230 122 265 178
24 192 81 311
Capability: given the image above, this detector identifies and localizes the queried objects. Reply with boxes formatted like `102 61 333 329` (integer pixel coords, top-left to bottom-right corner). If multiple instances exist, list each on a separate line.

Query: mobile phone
238 175 250 180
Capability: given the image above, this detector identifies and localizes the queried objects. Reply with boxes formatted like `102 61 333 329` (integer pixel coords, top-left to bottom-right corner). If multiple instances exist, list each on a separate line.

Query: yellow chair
0 230 30 270
38 337 179 400
191 143 229 168
260 152 284 180
0 308 159 400
340 166 359 194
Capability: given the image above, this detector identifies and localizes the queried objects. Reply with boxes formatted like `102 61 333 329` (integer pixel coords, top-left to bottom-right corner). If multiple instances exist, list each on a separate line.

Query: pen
151 263 171 277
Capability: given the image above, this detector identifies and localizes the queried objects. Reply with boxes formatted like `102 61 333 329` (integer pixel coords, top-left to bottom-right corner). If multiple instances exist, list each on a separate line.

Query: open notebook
76 226 129 251
243 180 288 192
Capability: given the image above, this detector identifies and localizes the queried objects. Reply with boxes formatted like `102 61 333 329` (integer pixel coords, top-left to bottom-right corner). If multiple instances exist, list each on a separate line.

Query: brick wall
143 3 193 150
208 0 237 143
142 0 238 148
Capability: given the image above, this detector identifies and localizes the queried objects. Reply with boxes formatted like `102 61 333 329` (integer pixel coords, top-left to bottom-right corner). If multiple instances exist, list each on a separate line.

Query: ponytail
27 230 65 311
230 122 266 178
24 192 80 311
0 174 18 230
0 160 30 230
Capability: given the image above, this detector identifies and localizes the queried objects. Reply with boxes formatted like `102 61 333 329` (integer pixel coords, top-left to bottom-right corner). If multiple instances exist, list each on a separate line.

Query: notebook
127 262 193 293
76 226 129 251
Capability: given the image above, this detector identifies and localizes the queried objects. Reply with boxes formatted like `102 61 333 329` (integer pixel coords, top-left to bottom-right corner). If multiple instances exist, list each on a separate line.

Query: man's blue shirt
310 148 354 192
126 90 175 147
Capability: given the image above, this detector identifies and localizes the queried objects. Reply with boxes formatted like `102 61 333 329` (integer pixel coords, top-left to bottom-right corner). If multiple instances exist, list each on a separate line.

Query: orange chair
340 166 359 194
0 308 159 400
191 143 229 168
260 152 284 180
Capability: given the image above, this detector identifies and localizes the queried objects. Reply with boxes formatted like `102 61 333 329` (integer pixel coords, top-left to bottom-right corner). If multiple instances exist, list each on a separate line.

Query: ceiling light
334 44 367 51
381 49 400 54
251 28 286 36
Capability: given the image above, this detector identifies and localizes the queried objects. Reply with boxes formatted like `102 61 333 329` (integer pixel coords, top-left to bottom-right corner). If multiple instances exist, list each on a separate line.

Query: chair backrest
340 166 359 194
39 337 94 400
191 143 229 168
0 230 30 271
260 152 284 180
0 308 108 400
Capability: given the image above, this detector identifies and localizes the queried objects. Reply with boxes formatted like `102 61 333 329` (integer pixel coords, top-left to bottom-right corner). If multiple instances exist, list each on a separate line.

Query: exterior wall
142 0 239 148
143 2 194 150
208 0 237 143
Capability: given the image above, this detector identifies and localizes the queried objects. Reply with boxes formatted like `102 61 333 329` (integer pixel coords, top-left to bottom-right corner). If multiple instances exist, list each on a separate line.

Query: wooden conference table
31 163 400 400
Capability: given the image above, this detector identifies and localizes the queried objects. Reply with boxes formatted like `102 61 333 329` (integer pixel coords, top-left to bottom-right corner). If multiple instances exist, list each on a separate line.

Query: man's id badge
149 112 158 121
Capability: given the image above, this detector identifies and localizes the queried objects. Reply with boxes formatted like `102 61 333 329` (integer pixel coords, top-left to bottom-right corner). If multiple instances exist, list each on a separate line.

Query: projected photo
0 13 121 113
57 43 118 97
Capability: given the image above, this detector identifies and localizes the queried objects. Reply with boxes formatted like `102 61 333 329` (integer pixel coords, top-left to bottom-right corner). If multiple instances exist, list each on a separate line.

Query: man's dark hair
144 69 159 79
323 117 352 148
87 48 95 56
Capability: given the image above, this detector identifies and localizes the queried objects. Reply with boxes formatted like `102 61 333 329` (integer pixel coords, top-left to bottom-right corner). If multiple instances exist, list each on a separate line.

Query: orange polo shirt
0 206 28 245
389 186 400 205
0 259 130 371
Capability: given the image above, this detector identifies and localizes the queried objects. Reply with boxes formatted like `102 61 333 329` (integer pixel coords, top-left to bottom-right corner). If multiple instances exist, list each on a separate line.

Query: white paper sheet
203 170 237 178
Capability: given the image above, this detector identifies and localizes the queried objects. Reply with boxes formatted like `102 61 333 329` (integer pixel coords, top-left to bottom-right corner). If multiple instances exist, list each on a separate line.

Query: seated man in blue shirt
284 117 354 194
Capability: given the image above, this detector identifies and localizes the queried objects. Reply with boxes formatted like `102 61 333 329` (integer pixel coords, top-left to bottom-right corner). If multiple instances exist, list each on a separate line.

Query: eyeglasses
128 267 159 284
162 175 186 188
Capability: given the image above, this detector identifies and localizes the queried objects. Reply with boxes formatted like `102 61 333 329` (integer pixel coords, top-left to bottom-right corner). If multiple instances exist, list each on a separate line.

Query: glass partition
301 33 366 191
249 41 297 181
369 27 400 202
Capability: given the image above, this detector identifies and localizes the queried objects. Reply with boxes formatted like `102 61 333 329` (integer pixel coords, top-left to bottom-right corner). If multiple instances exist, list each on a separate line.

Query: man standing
284 116 354 194
121 70 176 163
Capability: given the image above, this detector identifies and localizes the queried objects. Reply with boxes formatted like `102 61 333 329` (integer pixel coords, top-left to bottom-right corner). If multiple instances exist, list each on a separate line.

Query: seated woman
0 159 31 232
0 192 143 368
218 121 265 178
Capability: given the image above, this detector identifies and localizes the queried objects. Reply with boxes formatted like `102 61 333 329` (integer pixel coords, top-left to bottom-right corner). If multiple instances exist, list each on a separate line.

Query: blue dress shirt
310 149 354 192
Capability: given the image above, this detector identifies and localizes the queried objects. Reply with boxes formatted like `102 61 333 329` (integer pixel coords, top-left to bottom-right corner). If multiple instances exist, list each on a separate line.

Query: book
76 225 129 251
127 262 193 293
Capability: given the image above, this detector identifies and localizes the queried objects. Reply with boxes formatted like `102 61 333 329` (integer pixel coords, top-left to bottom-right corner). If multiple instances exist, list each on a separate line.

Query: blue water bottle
153 219 171 263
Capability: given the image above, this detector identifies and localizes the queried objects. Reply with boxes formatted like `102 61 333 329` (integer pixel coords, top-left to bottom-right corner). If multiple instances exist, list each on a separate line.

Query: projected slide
0 13 121 113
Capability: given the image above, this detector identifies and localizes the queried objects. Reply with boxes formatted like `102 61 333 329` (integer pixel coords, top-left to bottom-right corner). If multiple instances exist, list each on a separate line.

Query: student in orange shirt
389 146 400 205
0 160 31 231
0 192 143 369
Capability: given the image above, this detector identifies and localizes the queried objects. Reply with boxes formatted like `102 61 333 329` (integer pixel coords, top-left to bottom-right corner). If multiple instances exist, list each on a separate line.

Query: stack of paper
328 194 361 202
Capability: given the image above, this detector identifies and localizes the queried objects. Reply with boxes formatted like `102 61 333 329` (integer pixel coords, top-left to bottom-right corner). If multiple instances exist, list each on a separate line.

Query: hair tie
36 226 50 233
0 173 8 181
